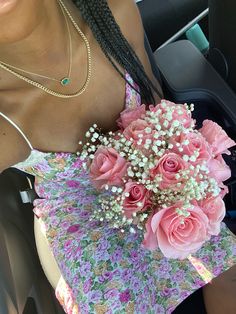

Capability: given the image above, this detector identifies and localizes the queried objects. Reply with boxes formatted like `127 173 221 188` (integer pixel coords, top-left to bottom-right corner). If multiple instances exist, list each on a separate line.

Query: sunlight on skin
39 219 47 236
56 276 80 314
188 255 214 283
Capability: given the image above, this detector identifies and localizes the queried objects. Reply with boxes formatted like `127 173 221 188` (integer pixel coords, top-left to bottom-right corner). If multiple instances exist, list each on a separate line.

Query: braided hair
72 0 162 103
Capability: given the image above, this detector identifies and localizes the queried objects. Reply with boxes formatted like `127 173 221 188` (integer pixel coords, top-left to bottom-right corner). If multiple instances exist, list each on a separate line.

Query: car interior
0 0 235 313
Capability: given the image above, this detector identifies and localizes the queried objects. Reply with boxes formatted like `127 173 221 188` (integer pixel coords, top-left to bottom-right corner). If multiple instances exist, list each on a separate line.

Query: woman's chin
0 0 18 15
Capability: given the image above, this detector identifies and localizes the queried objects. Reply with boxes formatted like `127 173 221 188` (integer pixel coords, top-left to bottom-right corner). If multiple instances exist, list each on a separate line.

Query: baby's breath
79 101 224 236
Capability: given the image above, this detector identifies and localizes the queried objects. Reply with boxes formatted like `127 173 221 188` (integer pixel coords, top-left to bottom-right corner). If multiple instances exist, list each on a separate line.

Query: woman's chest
3 67 128 153
0 34 134 153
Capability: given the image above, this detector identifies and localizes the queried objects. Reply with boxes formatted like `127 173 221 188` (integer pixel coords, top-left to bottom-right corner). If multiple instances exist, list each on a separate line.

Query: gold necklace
0 0 92 98
0 0 73 87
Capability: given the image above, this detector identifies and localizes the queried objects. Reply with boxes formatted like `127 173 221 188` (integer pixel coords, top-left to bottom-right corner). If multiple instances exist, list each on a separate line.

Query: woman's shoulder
107 0 144 48
0 113 31 172
107 0 163 102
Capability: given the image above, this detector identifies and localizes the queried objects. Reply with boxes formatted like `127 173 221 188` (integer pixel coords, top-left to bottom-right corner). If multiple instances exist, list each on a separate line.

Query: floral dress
14 73 236 314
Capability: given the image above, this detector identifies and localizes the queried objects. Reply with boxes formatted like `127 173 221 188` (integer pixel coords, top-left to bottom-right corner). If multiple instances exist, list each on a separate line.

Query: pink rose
150 100 194 128
117 104 146 130
199 120 236 156
200 196 226 235
150 153 187 190
90 146 128 189
122 182 152 218
219 183 229 199
207 155 231 183
144 204 209 259
170 132 211 163
142 214 158 250
123 119 154 148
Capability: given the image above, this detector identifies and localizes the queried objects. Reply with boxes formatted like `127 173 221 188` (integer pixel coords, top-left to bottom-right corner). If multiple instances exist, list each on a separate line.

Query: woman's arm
107 0 163 102
0 116 30 172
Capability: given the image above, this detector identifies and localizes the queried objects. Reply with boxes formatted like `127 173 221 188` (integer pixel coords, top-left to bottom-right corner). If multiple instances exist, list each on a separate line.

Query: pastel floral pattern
13 73 236 314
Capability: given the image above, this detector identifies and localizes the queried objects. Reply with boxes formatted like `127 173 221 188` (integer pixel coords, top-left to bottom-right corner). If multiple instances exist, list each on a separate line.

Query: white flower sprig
79 101 222 232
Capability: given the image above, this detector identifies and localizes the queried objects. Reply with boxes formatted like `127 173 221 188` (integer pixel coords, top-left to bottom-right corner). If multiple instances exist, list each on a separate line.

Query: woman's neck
0 0 70 72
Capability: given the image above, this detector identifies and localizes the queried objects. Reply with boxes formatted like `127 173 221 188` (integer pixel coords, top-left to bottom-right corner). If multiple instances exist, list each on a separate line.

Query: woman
0 0 235 313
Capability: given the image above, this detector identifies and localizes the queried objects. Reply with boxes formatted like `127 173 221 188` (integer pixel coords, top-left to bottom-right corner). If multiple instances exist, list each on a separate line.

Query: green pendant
61 77 70 86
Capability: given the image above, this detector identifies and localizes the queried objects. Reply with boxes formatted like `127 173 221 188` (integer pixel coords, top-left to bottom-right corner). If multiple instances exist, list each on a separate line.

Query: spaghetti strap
0 112 33 150
125 72 141 109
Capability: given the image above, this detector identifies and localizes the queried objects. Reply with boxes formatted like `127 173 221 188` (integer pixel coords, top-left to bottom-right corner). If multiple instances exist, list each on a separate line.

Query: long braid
72 0 162 103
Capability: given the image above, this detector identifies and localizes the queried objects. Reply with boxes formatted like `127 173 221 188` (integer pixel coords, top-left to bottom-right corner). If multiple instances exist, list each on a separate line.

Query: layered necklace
0 0 92 98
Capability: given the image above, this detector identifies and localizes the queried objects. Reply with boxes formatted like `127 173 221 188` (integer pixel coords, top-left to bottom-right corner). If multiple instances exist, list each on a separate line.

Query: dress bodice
13 72 141 173
12 72 141 204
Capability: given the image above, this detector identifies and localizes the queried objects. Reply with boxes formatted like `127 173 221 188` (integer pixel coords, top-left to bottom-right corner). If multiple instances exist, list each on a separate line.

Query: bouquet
79 100 235 259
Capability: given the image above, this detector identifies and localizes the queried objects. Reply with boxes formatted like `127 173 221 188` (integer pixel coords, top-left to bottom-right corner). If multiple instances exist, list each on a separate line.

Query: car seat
0 169 65 314
137 0 208 51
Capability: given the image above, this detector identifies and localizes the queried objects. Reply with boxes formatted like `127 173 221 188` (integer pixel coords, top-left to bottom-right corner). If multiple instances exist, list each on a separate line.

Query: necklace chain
0 0 73 85
0 0 92 98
